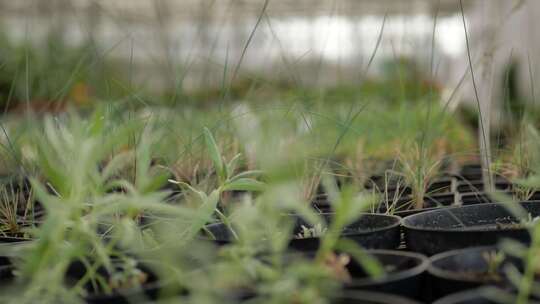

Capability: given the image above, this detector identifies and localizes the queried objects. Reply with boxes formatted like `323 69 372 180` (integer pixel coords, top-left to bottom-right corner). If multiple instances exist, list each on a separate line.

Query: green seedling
0 184 33 238
395 142 442 210
107 259 148 291
169 127 265 241
482 251 506 277
295 223 328 239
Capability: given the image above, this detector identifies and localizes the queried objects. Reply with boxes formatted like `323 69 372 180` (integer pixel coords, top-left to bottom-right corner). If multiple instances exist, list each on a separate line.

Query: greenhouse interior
1 0 540 303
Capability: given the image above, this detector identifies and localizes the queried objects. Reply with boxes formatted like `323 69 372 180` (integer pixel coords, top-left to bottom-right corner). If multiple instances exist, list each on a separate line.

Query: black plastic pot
83 285 161 304
427 246 516 300
0 175 46 219
427 177 454 194
402 202 540 255
0 235 33 244
290 213 401 252
0 259 166 304
459 191 514 206
0 218 39 244
456 178 511 194
391 193 457 218
382 186 413 201
69 260 165 304
364 173 406 191
433 287 540 304
344 250 429 300
331 290 421 304
527 191 540 201
312 193 333 212
321 191 455 221
0 265 14 282
456 164 483 182
205 213 402 251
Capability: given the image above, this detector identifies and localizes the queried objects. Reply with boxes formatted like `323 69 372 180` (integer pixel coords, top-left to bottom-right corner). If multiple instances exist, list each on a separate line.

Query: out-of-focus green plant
0 109 205 303
493 123 540 200
158 107 385 303
0 31 131 112
175 174 383 304
169 127 264 240
495 121 540 304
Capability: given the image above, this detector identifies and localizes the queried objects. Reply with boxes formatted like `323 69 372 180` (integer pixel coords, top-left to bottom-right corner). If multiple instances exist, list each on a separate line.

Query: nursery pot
402 202 540 255
456 178 511 194
368 176 452 203
0 235 33 244
459 191 515 206
331 290 420 304
364 173 408 192
344 250 429 300
427 246 516 300
456 164 483 182
0 219 39 244
69 259 168 304
0 259 167 304
205 213 402 251
433 287 540 304
391 192 457 218
427 177 454 194
290 213 401 252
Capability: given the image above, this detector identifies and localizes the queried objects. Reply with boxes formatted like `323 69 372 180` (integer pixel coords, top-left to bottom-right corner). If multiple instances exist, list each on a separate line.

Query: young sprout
396 142 442 210
482 250 505 277
494 123 540 201
520 213 540 228
169 127 265 241
323 252 352 284
494 214 540 230
0 185 32 238
295 223 328 239
108 259 148 291
299 160 323 204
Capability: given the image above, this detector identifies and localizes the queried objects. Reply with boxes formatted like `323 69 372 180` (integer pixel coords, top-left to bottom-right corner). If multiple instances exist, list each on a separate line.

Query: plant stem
460 0 493 192
517 223 540 304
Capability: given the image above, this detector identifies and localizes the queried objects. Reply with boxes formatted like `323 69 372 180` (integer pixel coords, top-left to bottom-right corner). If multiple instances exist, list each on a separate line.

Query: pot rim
333 289 421 304
401 201 540 233
428 245 500 282
205 213 402 242
432 286 540 304
0 259 169 300
347 249 429 287
319 213 401 238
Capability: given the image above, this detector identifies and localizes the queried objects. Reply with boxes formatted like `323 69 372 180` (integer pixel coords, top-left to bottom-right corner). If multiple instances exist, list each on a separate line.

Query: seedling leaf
203 127 225 183
222 178 265 192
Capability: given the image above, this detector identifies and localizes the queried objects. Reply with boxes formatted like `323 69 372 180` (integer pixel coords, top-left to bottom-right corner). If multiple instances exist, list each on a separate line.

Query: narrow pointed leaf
203 127 225 182
222 178 265 192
